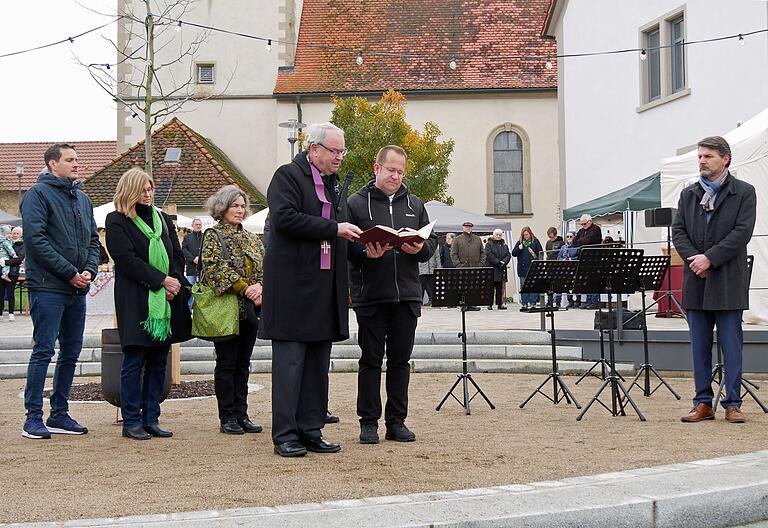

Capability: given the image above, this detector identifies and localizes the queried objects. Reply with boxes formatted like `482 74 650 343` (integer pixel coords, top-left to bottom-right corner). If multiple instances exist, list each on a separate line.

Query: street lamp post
278 118 306 161
15 162 24 214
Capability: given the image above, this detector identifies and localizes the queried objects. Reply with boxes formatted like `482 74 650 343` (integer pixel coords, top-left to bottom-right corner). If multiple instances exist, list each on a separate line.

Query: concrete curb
7 451 768 527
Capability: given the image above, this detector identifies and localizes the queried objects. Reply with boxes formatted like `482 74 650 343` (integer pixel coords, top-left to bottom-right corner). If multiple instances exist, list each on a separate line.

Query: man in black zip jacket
348 145 437 445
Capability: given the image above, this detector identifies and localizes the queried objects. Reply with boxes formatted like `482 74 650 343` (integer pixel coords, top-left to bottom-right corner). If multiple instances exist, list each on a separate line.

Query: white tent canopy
661 107 768 324
242 207 269 234
424 201 512 233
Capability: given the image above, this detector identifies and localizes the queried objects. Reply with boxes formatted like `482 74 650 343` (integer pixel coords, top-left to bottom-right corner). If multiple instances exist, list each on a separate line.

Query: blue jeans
185 275 197 309
688 309 743 409
519 278 539 305
24 291 87 419
120 345 169 427
586 294 600 305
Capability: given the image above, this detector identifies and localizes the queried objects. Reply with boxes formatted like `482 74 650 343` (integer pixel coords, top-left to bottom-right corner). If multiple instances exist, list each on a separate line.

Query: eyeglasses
382 165 405 177
566 235 574 238
317 143 348 157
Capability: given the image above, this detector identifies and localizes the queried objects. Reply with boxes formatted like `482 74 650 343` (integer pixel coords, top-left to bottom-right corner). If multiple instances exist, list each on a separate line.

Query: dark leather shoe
725 406 746 423
466 306 481 311
143 424 173 438
274 440 307 457
487 306 493 310
359 422 379 444
122 425 150 440
385 422 416 442
497 306 507 310
237 417 263 433
301 436 341 453
220 419 245 435
325 411 340 424
681 403 715 423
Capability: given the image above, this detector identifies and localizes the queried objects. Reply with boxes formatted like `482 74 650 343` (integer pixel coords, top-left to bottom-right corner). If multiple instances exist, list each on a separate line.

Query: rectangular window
646 28 661 102
196 63 215 84
670 16 685 93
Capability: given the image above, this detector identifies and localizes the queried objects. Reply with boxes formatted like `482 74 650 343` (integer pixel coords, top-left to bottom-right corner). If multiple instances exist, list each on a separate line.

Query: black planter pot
100 328 173 407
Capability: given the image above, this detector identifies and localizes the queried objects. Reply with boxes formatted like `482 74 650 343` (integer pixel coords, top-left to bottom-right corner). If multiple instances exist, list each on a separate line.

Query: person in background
572 214 602 309
1 227 24 321
511 226 543 311
451 222 485 311
557 231 579 309
545 227 564 260
200 185 265 436
182 218 204 309
440 233 455 268
418 244 441 306
484 229 511 310
106 168 191 440
20 143 100 440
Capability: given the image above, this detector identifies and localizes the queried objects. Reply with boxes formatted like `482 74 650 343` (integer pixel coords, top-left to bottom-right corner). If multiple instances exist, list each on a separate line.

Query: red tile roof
0 141 117 191
274 0 558 95
83 118 264 208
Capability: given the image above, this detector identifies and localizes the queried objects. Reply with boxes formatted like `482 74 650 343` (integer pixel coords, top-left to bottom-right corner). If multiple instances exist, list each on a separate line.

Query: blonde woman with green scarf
106 168 191 440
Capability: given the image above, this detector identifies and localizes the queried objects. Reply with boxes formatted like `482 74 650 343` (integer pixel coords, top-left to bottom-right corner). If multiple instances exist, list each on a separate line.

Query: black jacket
347 180 437 308
181 230 203 276
259 151 350 342
20 170 100 294
511 239 543 278
573 223 602 249
440 243 454 268
484 238 511 283
7 240 24 278
671 172 756 311
105 206 191 348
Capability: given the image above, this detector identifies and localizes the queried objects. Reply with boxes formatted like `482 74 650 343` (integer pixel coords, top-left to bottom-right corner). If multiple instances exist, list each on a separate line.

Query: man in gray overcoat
672 136 756 424
451 221 486 310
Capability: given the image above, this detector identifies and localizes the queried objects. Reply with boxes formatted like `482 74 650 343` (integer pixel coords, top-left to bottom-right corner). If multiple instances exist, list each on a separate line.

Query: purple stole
310 162 332 270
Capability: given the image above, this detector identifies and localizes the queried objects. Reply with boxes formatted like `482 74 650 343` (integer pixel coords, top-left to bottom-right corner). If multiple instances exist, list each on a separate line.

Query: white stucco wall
554 0 768 207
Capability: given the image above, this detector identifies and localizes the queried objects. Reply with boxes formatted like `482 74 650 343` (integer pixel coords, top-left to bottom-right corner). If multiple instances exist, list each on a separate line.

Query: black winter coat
484 239 511 282
347 180 437 308
573 223 602 249
181 231 203 276
511 239 543 278
7 240 24 278
671 173 756 311
105 207 191 348
259 151 350 342
440 243 454 268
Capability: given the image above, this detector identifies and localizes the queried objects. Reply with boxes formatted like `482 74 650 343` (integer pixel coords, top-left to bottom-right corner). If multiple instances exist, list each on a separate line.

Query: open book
357 220 436 250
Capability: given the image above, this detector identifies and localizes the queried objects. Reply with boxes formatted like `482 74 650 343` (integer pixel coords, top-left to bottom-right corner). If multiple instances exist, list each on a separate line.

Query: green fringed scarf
132 207 171 340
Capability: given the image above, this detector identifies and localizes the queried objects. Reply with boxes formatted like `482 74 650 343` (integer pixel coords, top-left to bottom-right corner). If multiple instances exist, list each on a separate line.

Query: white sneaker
7 313 14 321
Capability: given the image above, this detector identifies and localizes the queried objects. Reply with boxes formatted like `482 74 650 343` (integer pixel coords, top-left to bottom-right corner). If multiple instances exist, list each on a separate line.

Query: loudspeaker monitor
644 207 676 228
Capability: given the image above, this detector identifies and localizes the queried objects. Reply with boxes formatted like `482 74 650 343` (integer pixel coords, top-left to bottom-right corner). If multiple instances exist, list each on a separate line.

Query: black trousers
491 281 504 307
356 302 418 426
271 339 332 444
120 345 169 427
213 318 258 422
0 276 17 315
419 274 434 304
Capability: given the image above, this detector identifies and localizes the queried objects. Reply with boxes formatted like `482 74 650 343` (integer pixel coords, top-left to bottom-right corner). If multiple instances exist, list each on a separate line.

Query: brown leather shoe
680 403 715 422
725 406 746 423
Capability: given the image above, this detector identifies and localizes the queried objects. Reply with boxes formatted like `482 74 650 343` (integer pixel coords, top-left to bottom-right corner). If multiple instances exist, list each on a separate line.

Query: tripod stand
575 310 626 385
433 267 496 415
625 255 681 400
652 226 686 318
518 260 581 409
575 248 646 421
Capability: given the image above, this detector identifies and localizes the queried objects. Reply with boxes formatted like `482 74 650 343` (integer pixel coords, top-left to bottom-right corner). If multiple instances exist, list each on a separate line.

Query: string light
265 39 272 52
640 49 647 61
738 34 745 46
124 112 138 125
176 21 182 32
448 58 457 70
545 58 553 70
355 51 363 65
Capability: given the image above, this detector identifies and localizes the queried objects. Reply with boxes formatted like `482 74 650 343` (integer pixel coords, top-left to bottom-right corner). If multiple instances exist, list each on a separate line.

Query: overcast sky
1 1 118 142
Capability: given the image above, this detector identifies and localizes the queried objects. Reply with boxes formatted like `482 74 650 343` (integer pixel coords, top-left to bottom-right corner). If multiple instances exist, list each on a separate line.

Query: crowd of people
15 131 754 448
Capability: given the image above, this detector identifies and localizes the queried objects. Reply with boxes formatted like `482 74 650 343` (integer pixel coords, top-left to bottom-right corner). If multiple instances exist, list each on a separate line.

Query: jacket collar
37 169 82 191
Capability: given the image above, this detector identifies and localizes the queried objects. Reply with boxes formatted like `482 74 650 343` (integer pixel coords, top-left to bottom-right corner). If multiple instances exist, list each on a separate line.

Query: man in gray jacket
672 136 756 424
451 221 485 310
20 143 100 439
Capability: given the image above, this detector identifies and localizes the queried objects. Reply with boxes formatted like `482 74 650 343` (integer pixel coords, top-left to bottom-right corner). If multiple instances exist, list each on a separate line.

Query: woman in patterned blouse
200 185 265 435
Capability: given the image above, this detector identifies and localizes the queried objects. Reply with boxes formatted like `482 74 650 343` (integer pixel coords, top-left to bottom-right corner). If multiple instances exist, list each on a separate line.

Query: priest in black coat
259 122 361 457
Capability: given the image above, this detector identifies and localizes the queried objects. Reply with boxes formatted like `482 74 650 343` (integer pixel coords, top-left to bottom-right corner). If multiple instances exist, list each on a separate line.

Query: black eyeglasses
317 143 348 157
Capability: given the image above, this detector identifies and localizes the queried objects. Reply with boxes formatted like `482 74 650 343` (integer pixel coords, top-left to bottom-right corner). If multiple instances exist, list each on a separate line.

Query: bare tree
81 0 231 176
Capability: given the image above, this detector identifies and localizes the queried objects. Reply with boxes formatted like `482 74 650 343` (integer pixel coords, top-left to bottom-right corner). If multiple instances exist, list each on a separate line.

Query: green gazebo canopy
563 172 661 221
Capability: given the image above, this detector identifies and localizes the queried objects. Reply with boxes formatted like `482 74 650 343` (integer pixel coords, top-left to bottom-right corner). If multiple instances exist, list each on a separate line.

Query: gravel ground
2 372 768 524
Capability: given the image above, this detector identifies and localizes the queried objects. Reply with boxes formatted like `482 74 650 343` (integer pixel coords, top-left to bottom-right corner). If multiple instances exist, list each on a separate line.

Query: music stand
711 255 768 413
433 267 496 415
518 260 581 410
624 255 681 400
574 248 646 421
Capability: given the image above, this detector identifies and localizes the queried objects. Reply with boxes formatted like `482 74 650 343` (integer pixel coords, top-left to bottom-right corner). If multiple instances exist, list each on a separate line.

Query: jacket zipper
389 201 400 301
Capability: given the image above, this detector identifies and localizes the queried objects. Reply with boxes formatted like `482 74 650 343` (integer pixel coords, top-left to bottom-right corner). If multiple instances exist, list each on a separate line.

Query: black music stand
518 260 581 410
574 248 646 421
575 306 624 385
624 255 681 400
433 267 496 415
711 255 768 413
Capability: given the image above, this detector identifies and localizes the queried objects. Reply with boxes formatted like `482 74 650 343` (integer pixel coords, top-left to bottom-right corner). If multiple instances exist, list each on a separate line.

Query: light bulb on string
448 58 457 70
640 49 647 61
545 58 553 70
738 34 745 46
355 52 364 65
176 21 182 32
124 112 137 125
265 39 272 52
